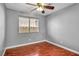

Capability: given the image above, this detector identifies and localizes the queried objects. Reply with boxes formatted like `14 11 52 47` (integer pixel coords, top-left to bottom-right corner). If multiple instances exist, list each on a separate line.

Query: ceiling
5 3 74 16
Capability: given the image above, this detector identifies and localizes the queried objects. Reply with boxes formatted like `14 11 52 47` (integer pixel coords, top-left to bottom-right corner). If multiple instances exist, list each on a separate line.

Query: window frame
18 16 40 33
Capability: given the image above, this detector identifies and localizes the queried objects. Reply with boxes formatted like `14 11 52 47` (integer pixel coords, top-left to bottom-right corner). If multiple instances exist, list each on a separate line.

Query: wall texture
46 4 79 52
0 4 5 55
5 9 46 48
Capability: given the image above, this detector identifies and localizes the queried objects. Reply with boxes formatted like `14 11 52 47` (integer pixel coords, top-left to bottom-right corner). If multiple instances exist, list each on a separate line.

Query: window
19 16 39 33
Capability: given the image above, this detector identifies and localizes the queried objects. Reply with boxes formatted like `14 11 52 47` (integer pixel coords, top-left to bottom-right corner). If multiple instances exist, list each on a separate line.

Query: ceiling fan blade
26 3 37 6
44 5 54 10
31 8 37 12
45 3 52 5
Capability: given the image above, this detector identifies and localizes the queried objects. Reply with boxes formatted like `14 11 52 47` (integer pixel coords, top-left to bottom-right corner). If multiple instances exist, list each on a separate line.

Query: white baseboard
45 40 79 54
6 40 47 49
2 49 6 56
2 40 47 56
2 40 79 56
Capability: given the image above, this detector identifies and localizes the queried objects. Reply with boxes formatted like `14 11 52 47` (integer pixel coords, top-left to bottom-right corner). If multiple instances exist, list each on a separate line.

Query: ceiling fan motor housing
37 3 42 7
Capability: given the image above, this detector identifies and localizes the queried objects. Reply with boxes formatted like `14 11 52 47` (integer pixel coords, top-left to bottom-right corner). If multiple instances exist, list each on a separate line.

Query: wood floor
4 42 79 56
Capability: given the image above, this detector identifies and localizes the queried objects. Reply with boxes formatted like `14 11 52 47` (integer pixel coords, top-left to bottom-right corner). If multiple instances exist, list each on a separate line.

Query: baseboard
6 40 47 49
2 40 79 56
2 40 47 56
45 40 79 54
2 49 6 56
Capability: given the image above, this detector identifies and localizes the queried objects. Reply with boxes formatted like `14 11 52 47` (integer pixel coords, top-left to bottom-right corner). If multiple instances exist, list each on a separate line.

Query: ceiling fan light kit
37 7 43 11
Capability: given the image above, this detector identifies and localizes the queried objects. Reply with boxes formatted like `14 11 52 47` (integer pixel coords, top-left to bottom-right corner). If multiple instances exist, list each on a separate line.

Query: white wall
0 4 5 55
5 9 46 47
46 4 79 52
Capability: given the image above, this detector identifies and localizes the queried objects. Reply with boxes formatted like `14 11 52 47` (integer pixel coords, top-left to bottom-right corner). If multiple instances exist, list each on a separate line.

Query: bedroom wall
46 4 79 52
0 4 6 55
5 9 46 48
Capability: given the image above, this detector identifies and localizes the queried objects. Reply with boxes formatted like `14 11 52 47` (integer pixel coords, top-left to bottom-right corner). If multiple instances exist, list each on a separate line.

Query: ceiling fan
26 3 55 14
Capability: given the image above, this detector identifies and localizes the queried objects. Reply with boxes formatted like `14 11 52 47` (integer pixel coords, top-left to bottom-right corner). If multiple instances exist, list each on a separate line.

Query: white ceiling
5 3 74 16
